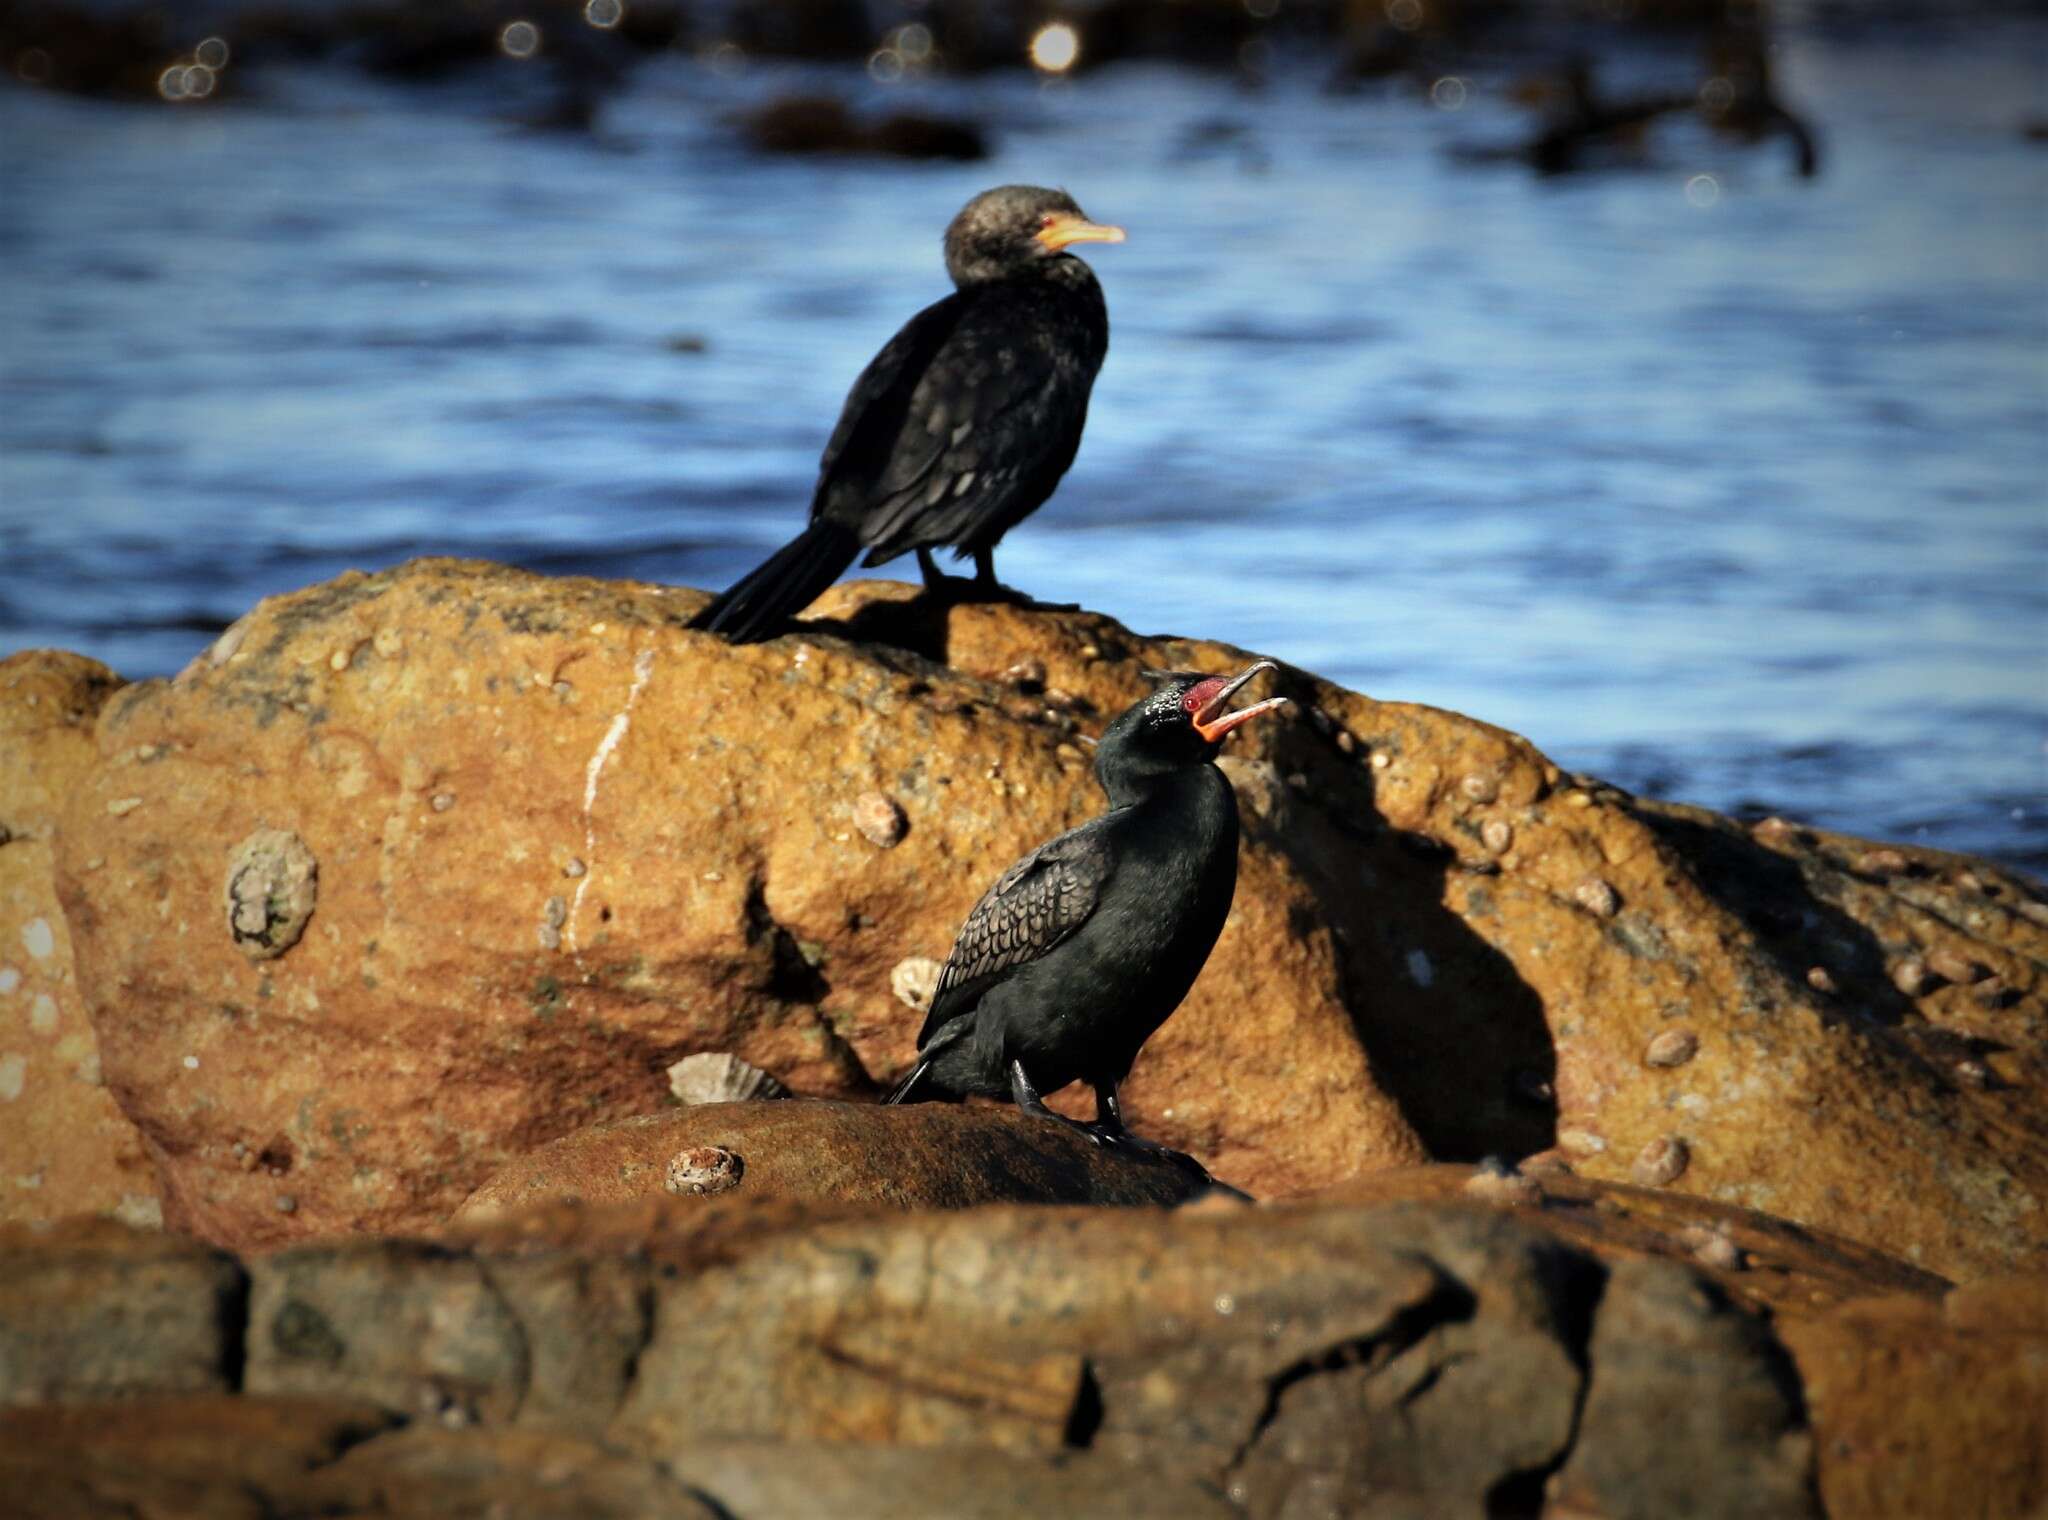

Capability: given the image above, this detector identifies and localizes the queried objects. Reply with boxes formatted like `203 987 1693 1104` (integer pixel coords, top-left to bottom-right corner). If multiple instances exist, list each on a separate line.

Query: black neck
1098 754 1230 814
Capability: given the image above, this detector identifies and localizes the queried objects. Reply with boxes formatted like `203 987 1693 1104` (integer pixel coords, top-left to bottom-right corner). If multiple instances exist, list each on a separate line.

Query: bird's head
1095 661 1289 795
943 185 1125 287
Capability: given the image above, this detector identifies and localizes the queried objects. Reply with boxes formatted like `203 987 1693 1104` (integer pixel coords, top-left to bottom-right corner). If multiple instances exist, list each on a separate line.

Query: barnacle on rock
667 1052 790 1105
224 830 317 961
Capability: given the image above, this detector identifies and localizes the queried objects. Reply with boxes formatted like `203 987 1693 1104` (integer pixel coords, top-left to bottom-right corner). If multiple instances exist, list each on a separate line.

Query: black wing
918 817 1116 1049
811 291 968 526
819 286 1097 558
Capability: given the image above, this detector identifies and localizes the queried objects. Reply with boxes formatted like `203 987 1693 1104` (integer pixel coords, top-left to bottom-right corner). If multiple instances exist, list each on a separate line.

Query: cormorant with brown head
887 662 1288 1146
689 184 1124 643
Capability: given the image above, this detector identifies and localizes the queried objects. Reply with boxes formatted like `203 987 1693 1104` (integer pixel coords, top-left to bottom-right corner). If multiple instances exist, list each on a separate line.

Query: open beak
1192 660 1289 743
1036 211 1127 253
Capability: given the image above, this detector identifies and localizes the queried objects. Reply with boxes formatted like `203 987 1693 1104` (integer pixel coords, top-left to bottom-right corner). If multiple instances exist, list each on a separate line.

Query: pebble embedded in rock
853 792 907 848
1462 1167 1541 1206
1645 1028 1699 1068
1004 658 1046 689
1954 1059 1989 1089
1858 848 1909 876
1632 1135 1690 1187
537 895 568 951
1573 877 1620 917
1460 773 1499 804
1681 1225 1743 1270
1891 956 1933 997
1481 818 1514 855
891 956 942 1012
667 1052 789 1105
1925 947 1989 986
1806 966 1838 995
665 1145 743 1197
224 829 319 961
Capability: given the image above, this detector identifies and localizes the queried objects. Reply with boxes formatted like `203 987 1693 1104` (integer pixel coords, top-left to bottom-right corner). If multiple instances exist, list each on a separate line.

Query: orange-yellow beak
1192 661 1288 743
1036 212 1127 253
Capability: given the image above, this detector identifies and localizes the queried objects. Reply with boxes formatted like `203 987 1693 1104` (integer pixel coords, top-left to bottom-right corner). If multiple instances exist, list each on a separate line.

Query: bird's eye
1180 690 1203 713
1040 213 1058 229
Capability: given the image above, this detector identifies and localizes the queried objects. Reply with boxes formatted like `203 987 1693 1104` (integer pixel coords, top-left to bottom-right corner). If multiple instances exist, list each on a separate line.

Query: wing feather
813 293 970 523
917 819 1115 1048
823 287 1091 557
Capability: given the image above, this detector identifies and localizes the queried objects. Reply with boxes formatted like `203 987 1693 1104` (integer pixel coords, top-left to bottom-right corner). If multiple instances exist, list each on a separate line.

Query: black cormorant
689 184 1124 643
887 662 1288 1146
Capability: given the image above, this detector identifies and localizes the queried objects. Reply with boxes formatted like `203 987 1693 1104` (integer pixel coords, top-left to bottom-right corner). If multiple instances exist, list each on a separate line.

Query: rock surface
4 1178 2036 1520
1307 1164 1947 1320
0 651 155 1228
41 560 2048 1274
1779 1274 2048 1520
1551 1258 1817 1519
0 1216 244 1406
456 1099 1238 1220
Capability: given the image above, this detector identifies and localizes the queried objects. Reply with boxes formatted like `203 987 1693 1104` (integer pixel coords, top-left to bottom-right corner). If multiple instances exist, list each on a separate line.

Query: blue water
2 20 2044 867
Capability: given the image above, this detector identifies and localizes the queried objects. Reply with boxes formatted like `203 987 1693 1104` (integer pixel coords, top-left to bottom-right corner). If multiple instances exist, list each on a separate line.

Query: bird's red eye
1181 689 1204 713
1040 213 1058 228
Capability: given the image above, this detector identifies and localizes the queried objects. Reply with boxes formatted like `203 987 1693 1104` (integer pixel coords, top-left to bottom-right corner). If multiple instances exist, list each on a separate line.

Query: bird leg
1089 1082 1171 1153
1010 1060 1106 1146
928 549 1075 611
915 548 951 591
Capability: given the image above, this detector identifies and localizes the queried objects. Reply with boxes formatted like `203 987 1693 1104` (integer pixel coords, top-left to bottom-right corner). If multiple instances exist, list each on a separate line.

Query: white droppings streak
1406 948 1434 988
568 647 656 951
29 994 57 1034
20 920 54 961
0 1054 24 1101
0 967 19 996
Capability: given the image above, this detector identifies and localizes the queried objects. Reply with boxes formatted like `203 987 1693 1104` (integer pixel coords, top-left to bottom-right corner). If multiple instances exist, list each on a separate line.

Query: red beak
1191 661 1289 743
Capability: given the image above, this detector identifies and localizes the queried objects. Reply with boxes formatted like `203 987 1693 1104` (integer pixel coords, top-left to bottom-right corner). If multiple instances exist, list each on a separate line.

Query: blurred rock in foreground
9 559 2043 1279
1 1175 2039 1520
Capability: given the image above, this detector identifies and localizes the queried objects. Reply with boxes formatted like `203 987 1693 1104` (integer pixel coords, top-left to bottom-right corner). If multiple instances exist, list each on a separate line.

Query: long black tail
688 520 860 644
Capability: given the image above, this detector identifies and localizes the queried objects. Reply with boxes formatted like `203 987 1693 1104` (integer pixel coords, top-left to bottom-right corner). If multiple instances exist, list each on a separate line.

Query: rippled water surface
3 21 2044 866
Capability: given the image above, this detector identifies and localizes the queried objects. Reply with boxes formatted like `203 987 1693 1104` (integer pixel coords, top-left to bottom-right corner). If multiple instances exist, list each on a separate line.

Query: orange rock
49 563 1421 1250
48 562 2045 1275
455 1099 1237 1221
1303 1164 1948 1322
1780 1275 2048 1520
0 652 155 1227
